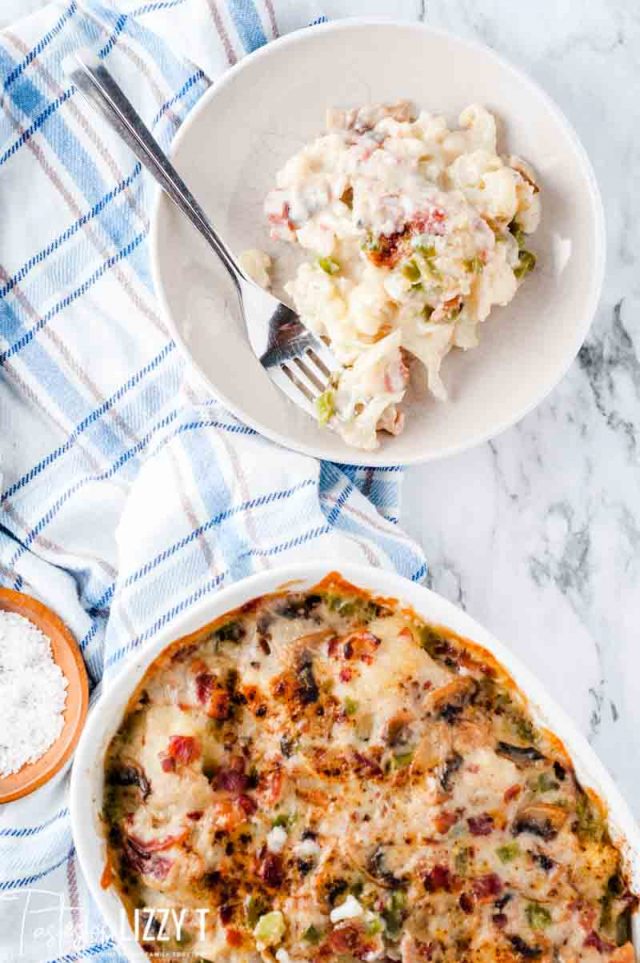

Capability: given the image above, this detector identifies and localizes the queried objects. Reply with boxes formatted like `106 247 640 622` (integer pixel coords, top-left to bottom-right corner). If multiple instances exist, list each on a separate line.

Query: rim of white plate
149 18 606 467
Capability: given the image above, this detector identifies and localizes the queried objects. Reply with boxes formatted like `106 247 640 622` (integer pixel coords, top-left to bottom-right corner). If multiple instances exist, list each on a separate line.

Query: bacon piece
413 208 447 235
468 813 494 836
168 735 200 764
325 923 375 959
583 931 615 952
126 829 186 854
332 630 381 664
122 839 173 880
365 230 409 268
195 671 215 704
195 672 232 719
459 892 474 914
471 873 503 901
225 928 244 947
352 750 384 779
424 864 453 892
434 809 460 835
504 784 522 803
400 933 435 962
237 794 257 816
159 735 200 772
215 758 249 793
257 851 284 888
258 767 283 807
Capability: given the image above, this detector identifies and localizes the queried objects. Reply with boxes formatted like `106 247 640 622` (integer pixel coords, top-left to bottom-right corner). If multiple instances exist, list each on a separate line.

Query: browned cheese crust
103 575 637 962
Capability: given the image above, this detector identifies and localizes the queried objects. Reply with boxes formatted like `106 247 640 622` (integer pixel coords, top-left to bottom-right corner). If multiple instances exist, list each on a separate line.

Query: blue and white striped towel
0 2 426 960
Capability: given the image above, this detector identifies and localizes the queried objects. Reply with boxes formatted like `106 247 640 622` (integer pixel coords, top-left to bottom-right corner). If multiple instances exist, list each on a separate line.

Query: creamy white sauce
257 102 541 450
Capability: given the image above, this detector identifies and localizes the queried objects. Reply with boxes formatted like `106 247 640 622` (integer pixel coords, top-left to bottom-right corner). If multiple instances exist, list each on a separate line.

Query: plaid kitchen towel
0 2 426 960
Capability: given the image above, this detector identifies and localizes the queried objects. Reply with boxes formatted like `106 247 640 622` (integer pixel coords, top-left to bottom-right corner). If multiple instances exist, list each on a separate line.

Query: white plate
70 562 639 961
150 18 605 467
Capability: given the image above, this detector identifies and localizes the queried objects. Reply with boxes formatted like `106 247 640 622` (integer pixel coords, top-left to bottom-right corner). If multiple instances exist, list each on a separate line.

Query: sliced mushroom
383 709 416 747
345 841 405 890
508 935 543 958
496 741 545 765
439 752 463 793
296 652 319 705
512 803 568 841
108 762 151 800
409 723 452 778
366 845 406 888
423 677 479 723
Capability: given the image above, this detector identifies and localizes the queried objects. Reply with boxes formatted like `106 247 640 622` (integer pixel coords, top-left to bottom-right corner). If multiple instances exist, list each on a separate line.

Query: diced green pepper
254 910 285 946
350 878 364 897
497 842 520 863
514 249 536 279
392 750 414 769
365 914 384 936
362 234 381 253
401 259 422 283
534 772 560 794
382 889 407 938
575 791 604 842
316 389 335 426
414 242 437 259
418 624 448 657
344 697 359 716
464 256 484 273
245 895 268 928
272 812 296 828
454 845 472 875
324 593 380 622
511 712 538 744
318 255 341 276
525 902 552 930
213 619 244 643
508 218 526 246
303 924 322 944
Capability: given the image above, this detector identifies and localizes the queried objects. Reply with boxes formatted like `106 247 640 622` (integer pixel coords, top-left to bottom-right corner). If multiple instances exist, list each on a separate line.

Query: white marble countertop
2 0 636 816
395 0 640 817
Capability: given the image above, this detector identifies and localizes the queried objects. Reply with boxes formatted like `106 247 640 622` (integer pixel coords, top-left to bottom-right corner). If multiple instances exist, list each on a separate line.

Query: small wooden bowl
0 588 89 803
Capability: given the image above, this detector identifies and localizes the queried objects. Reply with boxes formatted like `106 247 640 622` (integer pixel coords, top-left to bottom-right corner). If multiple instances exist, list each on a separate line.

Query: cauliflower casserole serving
241 102 541 450
102 576 636 962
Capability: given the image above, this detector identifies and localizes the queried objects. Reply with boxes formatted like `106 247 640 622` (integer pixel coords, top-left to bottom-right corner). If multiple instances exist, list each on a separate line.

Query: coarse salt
0 611 68 777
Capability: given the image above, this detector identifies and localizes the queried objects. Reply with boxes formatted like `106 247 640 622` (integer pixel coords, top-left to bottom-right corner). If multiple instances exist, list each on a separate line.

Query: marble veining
404 0 640 817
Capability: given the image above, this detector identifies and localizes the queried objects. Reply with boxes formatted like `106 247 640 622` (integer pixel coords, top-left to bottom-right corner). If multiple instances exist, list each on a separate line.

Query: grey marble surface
397 0 640 817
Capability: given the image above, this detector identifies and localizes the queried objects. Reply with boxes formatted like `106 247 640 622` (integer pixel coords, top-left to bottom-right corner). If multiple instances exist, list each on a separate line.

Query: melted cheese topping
103 577 636 963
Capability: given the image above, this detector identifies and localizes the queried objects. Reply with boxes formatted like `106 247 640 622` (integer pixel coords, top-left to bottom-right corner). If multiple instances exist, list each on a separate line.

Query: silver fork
63 50 337 418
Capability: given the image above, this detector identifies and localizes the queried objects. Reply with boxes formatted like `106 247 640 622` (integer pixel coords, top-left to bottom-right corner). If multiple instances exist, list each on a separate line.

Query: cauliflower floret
261 100 540 449
459 103 498 152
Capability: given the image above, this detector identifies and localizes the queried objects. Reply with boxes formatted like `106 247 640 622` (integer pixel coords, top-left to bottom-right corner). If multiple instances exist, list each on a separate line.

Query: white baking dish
70 562 640 960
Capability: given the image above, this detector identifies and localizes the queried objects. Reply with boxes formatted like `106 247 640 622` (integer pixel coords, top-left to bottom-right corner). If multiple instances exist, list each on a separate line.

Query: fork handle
65 50 241 286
